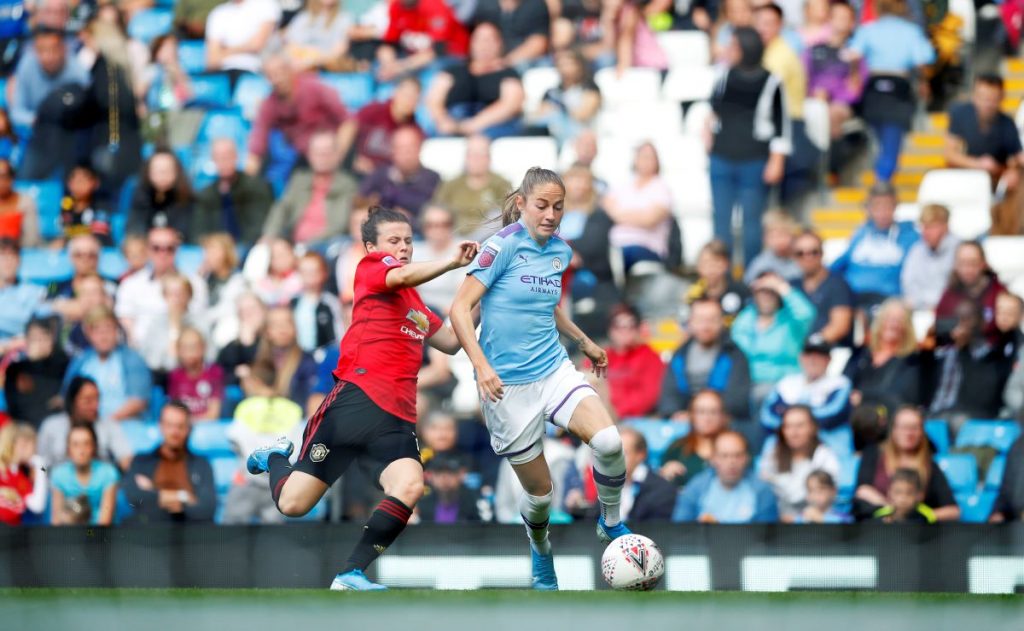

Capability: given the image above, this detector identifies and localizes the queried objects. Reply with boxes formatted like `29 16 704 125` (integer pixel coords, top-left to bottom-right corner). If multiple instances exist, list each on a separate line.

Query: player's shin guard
268 452 293 512
589 426 626 527
341 496 413 573
519 489 553 554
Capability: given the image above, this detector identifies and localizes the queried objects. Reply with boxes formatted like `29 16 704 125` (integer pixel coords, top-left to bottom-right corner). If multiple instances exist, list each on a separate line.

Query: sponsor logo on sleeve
478 242 501 268
382 255 400 267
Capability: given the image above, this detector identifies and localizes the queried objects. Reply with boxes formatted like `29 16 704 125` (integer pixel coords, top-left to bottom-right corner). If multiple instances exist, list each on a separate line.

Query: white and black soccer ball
601 534 665 591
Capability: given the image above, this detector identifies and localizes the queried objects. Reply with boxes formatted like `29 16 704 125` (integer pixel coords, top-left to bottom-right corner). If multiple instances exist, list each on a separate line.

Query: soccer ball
601 534 665 591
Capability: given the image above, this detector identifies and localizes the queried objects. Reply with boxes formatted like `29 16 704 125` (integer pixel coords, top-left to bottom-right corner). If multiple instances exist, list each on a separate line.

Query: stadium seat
232 74 272 120
680 215 713 267
596 102 683 140
176 244 205 276
820 425 853 456
14 179 63 240
595 67 662 109
985 455 1007 490
655 30 711 68
982 237 1024 289
957 490 996 523
127 8 173 45
684 101 711 137
894 202 920 224
521 66 560 117
99 248 128 280
178 41 207 76
668 170 712 218
661 65 716 103
490 137 559 184
419 137 467 181
827 346 852 377
211 456 240 495
912 310 935 343
917 169 991 239
17 248 71 285
319 72 375 111
955 420 1022 453
0 388 6 413
587 136 635 185
803 98 830 154
821 237 848 266
936 453 979 495
656 134 708 175
623 418 690 468
924 419 950 454
188 421 235 458
188 74 232 109
196 108 250 147
948 0 976 42
149 385 166 422
121 420 162 455
837 454 860 500
0 78 6 109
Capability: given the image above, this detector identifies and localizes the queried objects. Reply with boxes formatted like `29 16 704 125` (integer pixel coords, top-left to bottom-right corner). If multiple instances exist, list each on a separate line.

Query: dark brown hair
773 405 821 474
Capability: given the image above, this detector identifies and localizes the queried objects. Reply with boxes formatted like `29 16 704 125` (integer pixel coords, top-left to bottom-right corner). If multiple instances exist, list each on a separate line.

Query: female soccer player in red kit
247 206 478 591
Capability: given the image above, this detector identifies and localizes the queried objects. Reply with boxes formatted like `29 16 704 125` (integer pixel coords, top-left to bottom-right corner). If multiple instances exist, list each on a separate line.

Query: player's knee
387 476 424 507
589 425 623 459
276 492 312 518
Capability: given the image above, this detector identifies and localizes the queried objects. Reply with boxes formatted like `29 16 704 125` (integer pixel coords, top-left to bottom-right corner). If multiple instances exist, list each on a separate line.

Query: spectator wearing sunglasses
793 229 853 348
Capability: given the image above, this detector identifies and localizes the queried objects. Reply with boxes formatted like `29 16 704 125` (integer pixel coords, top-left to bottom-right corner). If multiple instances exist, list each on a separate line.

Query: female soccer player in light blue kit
450 167 631 591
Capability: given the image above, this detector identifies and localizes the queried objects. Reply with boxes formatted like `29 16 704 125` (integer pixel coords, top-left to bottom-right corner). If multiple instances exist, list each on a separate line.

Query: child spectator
0 158 40 248
119 234 149 281
603 304 664 419
871 468 937 523
49 423 119 526
142 34 193 116
62 273 115 355
136 274 206 375
59 163 113 247
685 240 750 327
0 423 47 526
167 327 224 421
794 470 851 523
743 210 802 285
3 317 68 428
291 252 343 353
254 237 303 307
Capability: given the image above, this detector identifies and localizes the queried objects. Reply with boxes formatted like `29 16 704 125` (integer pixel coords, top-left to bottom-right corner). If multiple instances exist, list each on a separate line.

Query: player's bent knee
589 425 623 458
384 475 424 507
276 495 313 518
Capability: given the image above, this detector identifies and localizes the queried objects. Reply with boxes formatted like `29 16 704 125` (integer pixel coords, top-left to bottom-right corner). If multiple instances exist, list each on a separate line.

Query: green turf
3 588 1024 631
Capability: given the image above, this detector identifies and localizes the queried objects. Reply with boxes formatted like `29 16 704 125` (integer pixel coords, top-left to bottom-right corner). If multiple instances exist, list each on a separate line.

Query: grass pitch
3 589 1023 631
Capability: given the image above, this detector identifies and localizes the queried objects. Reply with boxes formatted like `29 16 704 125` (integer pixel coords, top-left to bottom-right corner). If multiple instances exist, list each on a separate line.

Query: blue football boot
330 569 388 591
531 547 559 591
246 437 294 475
596 515 632 544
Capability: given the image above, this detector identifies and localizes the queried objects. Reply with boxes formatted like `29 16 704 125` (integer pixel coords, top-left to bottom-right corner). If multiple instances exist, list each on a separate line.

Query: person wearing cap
830 181 919 312
0 237 47 353
417 453 482 524
759 333 853 435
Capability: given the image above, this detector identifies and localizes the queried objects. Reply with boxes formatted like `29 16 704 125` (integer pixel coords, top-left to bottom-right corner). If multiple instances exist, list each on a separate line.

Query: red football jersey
383 0 469 57
333 251 442 422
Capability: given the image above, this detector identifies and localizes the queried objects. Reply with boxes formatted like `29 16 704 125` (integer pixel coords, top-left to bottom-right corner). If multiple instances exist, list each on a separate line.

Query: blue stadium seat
0 388 6 413
99 248 128 280
175 244 204 276
837 454 860 504
936 453 979 495
232 74 272 120
196 108 250 146
18 248 72 285
127 8 173 45
189 421 235 458
957 489 997 523
925 419 950 454
149 385 166 422
955 420 1022 453
222 385 245 418
121 420 162 455
985 455 1007 490
178 42 207 75
188 74 232 109
0 78 6 108
14 179 63 240
819 425 853 457
211 456 240 495
623 418 690 469
319 72 375 111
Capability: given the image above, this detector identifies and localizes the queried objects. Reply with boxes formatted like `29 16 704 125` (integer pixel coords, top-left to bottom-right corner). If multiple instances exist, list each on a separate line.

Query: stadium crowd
0 0 1023 529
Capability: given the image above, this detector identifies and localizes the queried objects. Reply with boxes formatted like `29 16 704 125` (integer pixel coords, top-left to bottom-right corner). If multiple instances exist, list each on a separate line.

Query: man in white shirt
901 203 959 311
115 227 208 349
205 0 280 74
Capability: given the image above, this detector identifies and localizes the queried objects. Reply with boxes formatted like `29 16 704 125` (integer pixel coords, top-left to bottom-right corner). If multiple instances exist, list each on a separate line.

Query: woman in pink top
614 0 669 73
254 237 303 307
601 142 674 271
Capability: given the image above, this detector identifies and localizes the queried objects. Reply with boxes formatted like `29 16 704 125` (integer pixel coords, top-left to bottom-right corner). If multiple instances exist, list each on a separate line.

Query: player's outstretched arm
384 241 479 289
451 276 504 401
554 305 608 378
427 325 462 356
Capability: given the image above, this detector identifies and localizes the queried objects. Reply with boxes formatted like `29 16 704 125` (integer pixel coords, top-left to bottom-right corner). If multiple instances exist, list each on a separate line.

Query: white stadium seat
982 236 1024 287
948 0 976 42
521 66 560 117
913 310 936 341
589 136 639 184
669 171 712 218
803 98 831 153
594 67 663 109
895 202 921 225
662 65 716 103
917 169 992 239
655 30 711 68
490 137 559 184
655 134 709 174
595 101 683 140
420 137 467 181
684 101 712 137
680 215 714 267
822 238 849 266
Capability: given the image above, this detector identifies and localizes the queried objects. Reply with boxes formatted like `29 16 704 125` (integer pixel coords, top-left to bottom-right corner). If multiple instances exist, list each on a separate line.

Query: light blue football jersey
467 220 572 384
